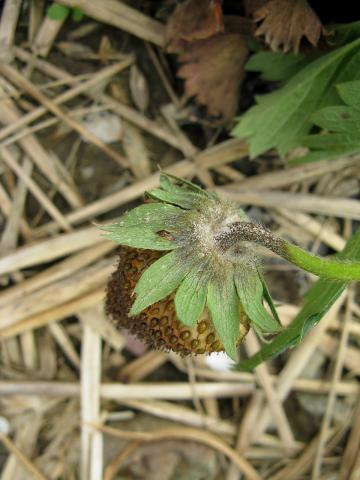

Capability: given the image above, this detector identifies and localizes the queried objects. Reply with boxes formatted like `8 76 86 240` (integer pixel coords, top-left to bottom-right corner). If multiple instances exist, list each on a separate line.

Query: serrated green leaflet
174 267 209 327
245 51 313 82
237 228 360 371
233 38 360 158
235 270 280 334
130 250 189 315
103 227 175 251
47 3 70 21
207 275 241 361
292 80 360 165
101 203 183 231
160 172 210 197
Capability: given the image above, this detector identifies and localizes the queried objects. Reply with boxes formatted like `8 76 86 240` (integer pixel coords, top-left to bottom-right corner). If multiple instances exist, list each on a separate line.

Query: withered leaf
178 33 248 121
165 0 224 53
253 0 323 53
244 0 268 16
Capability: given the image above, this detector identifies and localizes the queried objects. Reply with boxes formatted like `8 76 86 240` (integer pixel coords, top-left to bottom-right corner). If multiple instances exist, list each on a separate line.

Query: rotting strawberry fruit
106 246 250 355
101 173 282 360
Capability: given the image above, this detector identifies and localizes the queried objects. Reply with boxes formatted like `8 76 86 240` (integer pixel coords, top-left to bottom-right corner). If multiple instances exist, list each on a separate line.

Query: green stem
215 222 360 281
283 241 360 280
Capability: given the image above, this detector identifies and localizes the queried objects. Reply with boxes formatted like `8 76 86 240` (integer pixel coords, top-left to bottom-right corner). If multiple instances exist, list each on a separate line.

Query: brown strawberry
106 246 249 356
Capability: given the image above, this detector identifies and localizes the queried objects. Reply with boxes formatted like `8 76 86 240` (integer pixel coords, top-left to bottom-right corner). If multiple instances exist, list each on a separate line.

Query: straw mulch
0 1 359 479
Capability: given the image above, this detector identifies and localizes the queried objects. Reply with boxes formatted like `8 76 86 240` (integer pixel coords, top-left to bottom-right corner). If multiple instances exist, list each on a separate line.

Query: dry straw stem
29 0 45 43
57 0 165 46
0 381 255 400
274 210 346 252
0 287 105 338
119 398 236 437
78 304 125 351
339 395 360 479
0 53 132 146
0 84 82 208
312 290 353 479
251 291 347 440
32 7 67 57
48 322 81 369
0 0 22 60
119 351 168 382
0 431 47 480
226 391 264 480
0 259 113 329
245 331 296 449
318 333 360 375
232 156 359 191
0 156 32 256
14 47 184 151
0 182 32 239
81 324 103 480
88 422 262 480
0 225 104 276
0 62 130 168
0 145 73 231
219 188 360 220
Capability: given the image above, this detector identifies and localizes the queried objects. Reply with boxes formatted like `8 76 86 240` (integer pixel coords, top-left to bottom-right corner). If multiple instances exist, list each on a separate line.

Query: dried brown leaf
178 33 248 121
165 0 224 53
253 0 323 53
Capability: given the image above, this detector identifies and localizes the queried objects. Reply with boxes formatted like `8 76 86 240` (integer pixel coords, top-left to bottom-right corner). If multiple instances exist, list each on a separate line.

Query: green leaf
207 275 241 361
331 21 360 46
245 51 313 82
103 227 175 251
175 267 209 327
72 7 84 22
337 80 360 106
235 270 280 334
130 250 189 315
47 3 70 21
237 228 360 371
232 38 360 158
100 203 183 232
292 80 360 164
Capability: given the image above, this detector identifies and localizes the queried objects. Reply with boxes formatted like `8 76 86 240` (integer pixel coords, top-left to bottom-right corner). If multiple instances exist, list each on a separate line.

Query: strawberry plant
102 174 360 367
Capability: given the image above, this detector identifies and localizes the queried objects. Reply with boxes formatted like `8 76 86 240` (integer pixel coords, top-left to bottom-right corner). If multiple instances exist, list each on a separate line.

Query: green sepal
47 3 70 21
100 203 183 231
148 188 203 210
160 172 213 198
130 250 189 315
102 227 175 251
175 267 209 327
235 269 280 334
207 275 241 361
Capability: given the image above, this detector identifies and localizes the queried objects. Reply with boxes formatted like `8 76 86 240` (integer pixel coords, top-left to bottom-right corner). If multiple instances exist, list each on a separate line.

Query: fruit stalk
215 221 360 281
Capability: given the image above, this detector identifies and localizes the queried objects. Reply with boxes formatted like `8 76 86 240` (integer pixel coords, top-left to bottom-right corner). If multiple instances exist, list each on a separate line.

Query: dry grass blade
312 290 353 479
57 0 165 46
81 324 103 480
0 62 130 168
88 423 262 480
339 395 360 479
0 431 47 480
0 0 22 60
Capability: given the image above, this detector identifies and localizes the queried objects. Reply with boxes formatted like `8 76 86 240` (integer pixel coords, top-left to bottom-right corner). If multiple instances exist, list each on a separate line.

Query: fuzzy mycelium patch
101 173 281 359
